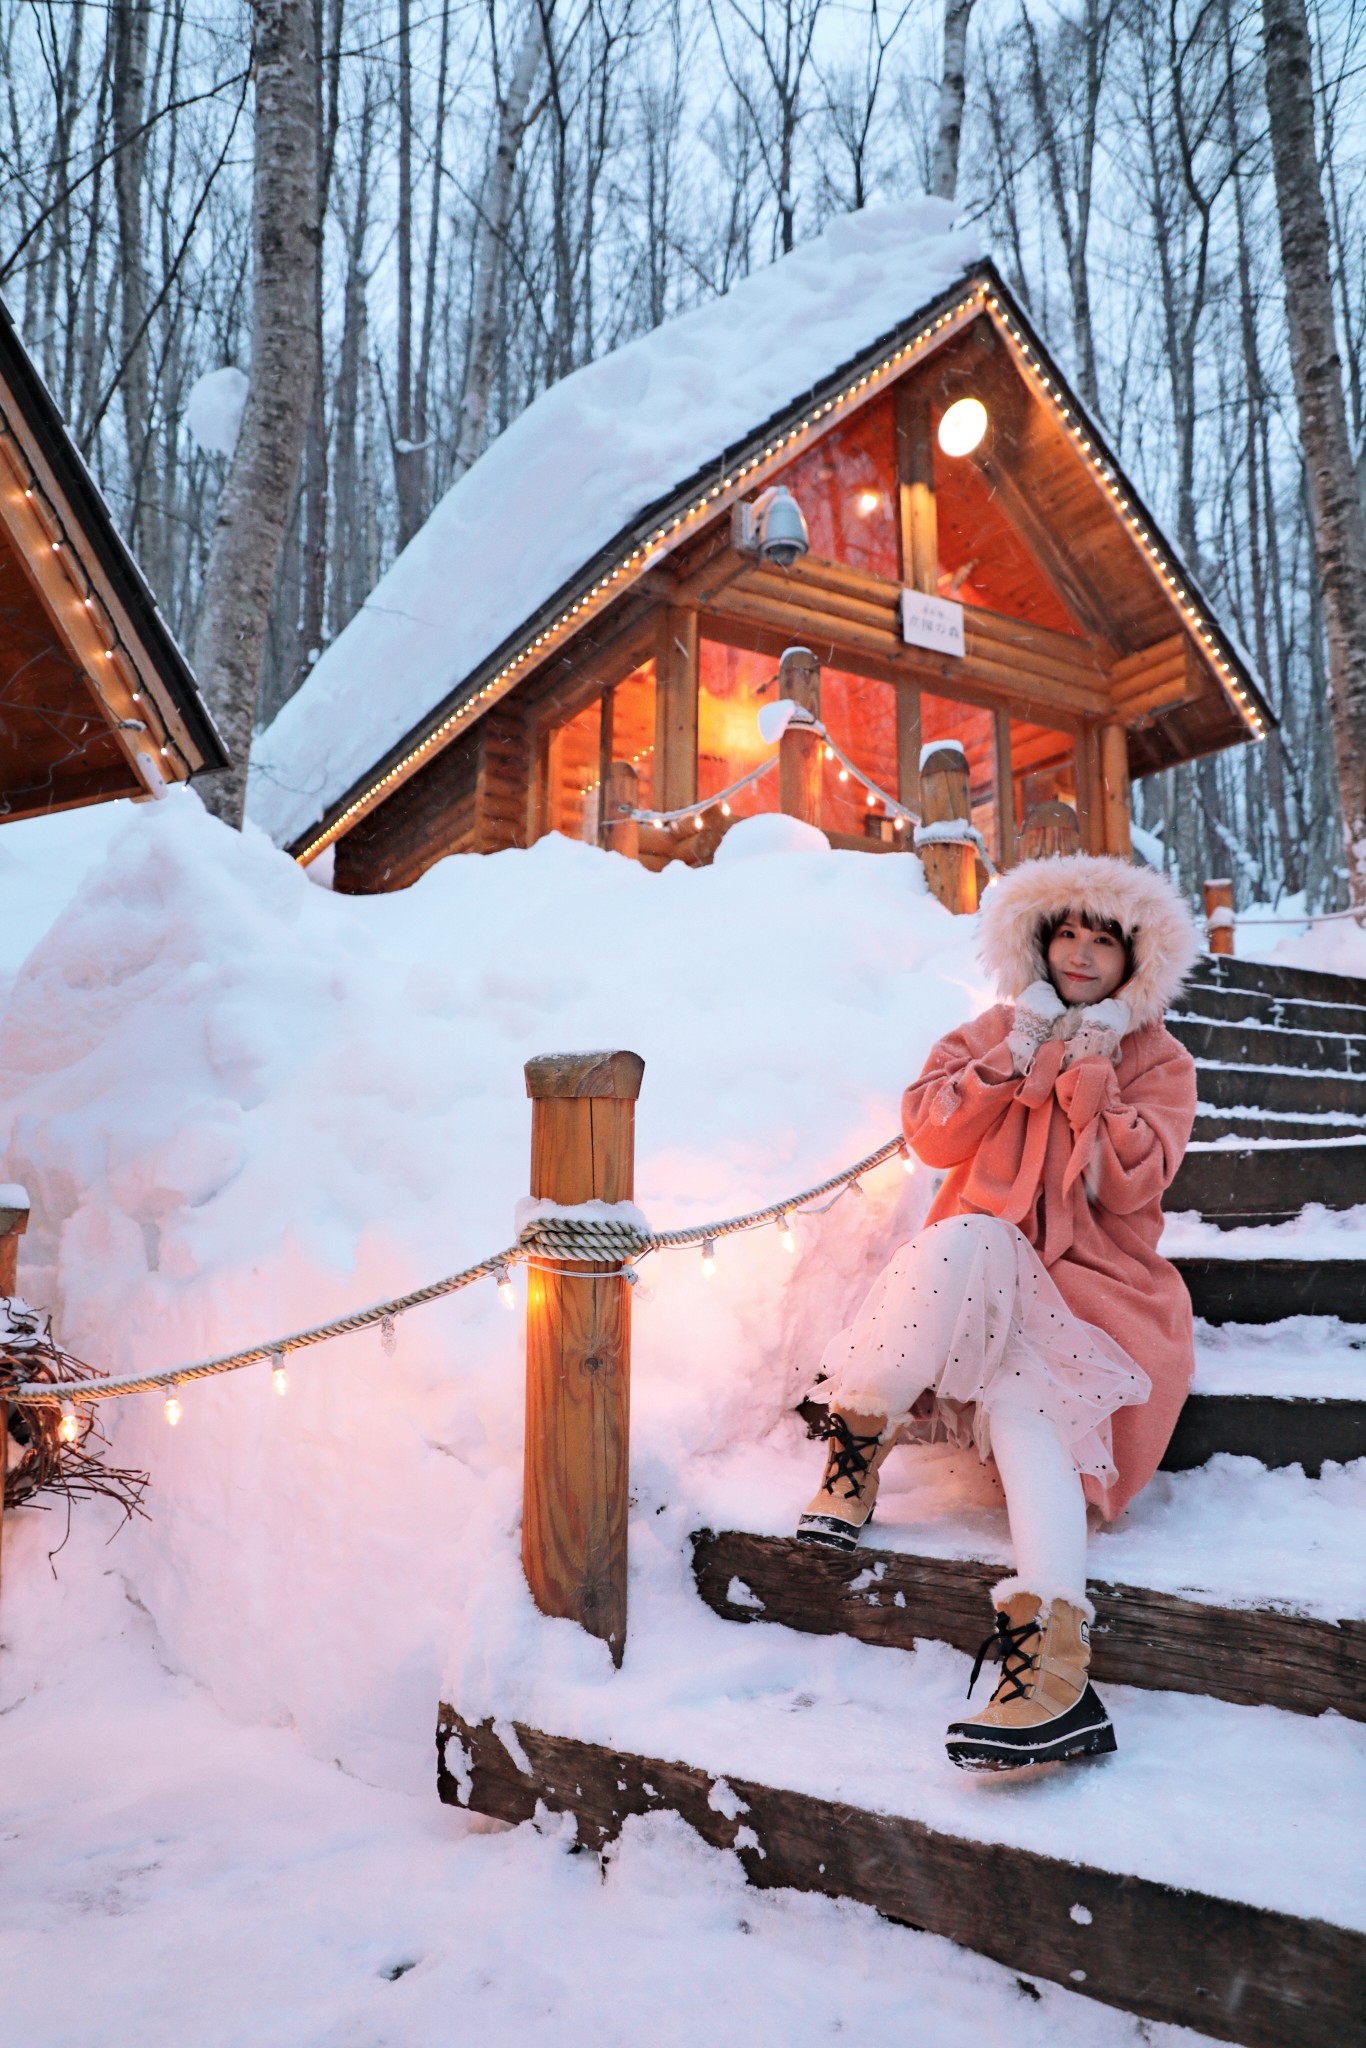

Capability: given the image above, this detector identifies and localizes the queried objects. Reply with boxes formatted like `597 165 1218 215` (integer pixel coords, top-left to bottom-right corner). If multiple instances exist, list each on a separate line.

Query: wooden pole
602 761 639 860
0 1191 30 1603
654 606 699 819
1018 801 1083 861
895 379 936 820
918 744 978 914
522 1051 643 1665
993 707 1015 868
777 646 822 828
1204 880 1235 956
1100 722 1133 857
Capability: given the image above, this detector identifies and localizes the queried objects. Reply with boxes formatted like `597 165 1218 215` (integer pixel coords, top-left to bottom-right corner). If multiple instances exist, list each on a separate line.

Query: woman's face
1047 918 1128 1004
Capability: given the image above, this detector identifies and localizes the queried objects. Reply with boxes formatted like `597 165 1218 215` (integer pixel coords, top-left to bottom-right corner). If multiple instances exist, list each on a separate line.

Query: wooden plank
970 447 1117 646
1112 633 1186 684
521 1050 643 1664
435 1706 1366 2048
689 1529 1366 1722
654 606 698 816
1174 1255 1366 1325
1100 721 1132 856
993 707 1014 865
1074 724 1103 852
1166 1393 1366 1479
896 682 922 815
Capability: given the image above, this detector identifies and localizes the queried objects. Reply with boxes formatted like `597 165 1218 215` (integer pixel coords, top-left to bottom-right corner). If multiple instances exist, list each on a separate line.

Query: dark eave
0 292 228 773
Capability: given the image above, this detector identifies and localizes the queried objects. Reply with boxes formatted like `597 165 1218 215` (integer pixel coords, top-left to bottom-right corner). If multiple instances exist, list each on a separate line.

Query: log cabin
248 204 1270 900
0 298 225 818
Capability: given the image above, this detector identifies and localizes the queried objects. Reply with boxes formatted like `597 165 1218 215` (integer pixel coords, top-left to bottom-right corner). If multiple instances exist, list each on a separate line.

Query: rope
13 1135 910 1408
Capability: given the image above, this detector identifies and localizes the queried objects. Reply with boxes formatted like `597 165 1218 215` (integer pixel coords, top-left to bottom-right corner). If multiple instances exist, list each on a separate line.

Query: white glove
1006 979 1067 1075
1060 997 1130 1070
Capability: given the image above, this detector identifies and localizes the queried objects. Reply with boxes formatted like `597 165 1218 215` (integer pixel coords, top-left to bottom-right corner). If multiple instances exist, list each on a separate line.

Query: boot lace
967 1608 1041 1703
815 1413 883 1502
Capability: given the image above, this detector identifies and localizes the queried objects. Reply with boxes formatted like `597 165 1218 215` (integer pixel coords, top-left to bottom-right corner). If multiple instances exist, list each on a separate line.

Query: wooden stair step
1169 1015 1366 1072
689 1529 1366 1721
1167 1136 1366 1223
1191 1108 1366 1142
1166 1392 1366 1476
1186 953 1366 1011
1175 1255 1366 1325
1188 1063 1366 1116
436 1705 1366 2048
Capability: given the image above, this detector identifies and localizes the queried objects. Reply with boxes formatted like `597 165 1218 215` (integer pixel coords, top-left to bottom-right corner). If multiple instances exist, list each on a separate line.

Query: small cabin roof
0 295 226 816
247 201 1269 859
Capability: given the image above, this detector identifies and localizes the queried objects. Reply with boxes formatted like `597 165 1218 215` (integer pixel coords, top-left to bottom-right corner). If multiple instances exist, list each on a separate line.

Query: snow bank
247 199 981 847
0 793 979 1790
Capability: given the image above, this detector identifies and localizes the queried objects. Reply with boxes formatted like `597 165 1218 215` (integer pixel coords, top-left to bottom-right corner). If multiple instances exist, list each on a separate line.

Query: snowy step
1169 1014 1366 1073
1166 1392 1366 1476
689 1530 1365 1721
1167 1135 1366 1223
1189 1060 1366 1116
436 1705 1366 2048
1176 1255 1366 1325
1179 980 1366 1035
1185 952 1366 1014
1191 1107 1366 1142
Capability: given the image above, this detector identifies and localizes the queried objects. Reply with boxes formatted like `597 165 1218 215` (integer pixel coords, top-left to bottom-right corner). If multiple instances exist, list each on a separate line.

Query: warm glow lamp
937 397 989 457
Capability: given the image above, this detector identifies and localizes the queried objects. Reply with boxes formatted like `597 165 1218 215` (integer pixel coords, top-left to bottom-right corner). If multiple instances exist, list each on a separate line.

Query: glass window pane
771 390 899 578
820 667 900 838
698 641 779 817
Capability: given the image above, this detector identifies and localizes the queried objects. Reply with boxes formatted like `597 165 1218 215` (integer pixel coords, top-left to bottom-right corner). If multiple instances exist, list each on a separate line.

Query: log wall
334 701 530 893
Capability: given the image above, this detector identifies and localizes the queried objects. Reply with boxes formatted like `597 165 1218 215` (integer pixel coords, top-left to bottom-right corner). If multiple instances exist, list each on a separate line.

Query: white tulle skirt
816 1213 1151 1487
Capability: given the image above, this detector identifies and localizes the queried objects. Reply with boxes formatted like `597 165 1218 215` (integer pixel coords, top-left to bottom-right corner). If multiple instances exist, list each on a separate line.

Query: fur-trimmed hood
977 854 1200 1032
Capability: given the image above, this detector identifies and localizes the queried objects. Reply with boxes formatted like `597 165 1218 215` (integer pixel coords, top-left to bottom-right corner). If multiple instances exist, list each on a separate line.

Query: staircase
439 952 1366 2048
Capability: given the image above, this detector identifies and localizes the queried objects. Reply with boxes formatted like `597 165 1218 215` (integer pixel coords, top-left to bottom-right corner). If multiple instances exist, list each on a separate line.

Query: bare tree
193 0 320 825
930 0 975 201
1261 0 1366 899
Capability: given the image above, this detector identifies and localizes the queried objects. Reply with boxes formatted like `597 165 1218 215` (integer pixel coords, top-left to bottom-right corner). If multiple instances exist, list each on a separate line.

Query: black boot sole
794 1511 869 1552
945 1685 1117 1772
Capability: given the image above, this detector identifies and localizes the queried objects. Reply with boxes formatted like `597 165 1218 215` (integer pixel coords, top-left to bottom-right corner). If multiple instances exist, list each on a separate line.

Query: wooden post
1204 879 1235 956
1074 727 1104 853
918 744 979 914
777 646 822 828
0 1190 30 1600
1100 722 1133 857
602 761 639 860
654 606 699 819
993 708 1015 868
1018 801 1083 861
895 380 936 820
522 1051 643 1665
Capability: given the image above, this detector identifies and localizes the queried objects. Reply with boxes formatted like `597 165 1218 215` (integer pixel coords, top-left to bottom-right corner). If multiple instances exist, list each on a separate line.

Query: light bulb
824 746 835 762
58 1401 78 1445
838 769 849 784
899 1140 916 1175
694 815 704 831
164 1393 182 1426
856 489 880 515
866 791 876 807
701 1238 717 1278
496 1267 515 1309
720 802 731 817
894 817 905 833
778 1215 796 1254
937 397 989 458
271 1352 288 1396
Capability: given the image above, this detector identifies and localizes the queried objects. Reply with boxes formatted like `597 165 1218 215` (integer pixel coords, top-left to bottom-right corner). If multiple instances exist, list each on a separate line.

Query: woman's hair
1039 907 1136 988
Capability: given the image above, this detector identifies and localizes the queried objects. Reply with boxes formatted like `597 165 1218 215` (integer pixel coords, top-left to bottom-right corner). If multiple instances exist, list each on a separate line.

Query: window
542 662 656 842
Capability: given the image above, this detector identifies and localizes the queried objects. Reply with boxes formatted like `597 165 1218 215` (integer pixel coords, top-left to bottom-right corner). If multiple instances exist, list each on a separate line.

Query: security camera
732 485 810 568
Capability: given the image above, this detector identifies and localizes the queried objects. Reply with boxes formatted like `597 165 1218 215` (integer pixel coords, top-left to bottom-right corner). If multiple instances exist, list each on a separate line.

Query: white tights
986 1394 1090 1607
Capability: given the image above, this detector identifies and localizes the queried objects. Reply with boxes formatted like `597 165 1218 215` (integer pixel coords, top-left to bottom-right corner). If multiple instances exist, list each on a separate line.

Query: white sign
899 588 965 659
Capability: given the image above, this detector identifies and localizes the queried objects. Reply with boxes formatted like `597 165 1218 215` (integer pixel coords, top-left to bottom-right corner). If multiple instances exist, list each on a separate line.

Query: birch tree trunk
1261 0 1366 899
193 0 320 826
930 0 975 202
453 9 545 479
110 0 151 548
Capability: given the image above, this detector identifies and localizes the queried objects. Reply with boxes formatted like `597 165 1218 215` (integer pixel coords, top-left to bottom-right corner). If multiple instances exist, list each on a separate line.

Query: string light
164 1392 182 1426
496 1266 516 1309
58 1400 79 1445
271 1350 288 1396
778 1213 796 1253
898 1139 916 1175
701 1238 717 1278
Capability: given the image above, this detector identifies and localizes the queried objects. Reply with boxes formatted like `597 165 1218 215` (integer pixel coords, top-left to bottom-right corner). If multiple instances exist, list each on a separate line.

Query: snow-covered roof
248 199 982 849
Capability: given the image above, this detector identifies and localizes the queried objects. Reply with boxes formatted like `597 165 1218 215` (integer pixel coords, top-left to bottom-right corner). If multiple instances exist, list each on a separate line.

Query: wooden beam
1074 724 1103 852
436 1707 1366 2048
971 447 1117 647
1100 720 1132 856
994 707 1015 865
895 379 937 596
896 683 922 817
654 606 698 815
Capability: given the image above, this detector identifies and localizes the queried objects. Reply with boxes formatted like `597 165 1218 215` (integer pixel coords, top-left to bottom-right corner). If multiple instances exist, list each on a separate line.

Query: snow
247 199 982 848
0 792 1361 2040
185 365 249 457
1162 1202 1366 1258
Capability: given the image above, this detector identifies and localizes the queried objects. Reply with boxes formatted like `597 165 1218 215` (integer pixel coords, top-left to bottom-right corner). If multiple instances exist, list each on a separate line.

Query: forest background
3 0 1364 908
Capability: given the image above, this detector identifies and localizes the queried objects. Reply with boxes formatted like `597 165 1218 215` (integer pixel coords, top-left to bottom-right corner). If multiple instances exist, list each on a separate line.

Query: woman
797 853 1199 1772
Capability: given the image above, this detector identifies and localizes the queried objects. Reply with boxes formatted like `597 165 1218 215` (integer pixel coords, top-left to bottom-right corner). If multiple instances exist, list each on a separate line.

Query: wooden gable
310 264 1269 888
0 297 225 821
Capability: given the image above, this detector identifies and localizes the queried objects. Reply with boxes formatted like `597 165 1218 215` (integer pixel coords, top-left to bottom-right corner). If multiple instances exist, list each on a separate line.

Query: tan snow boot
945 1588 1116 1770
795 1411 893 1553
